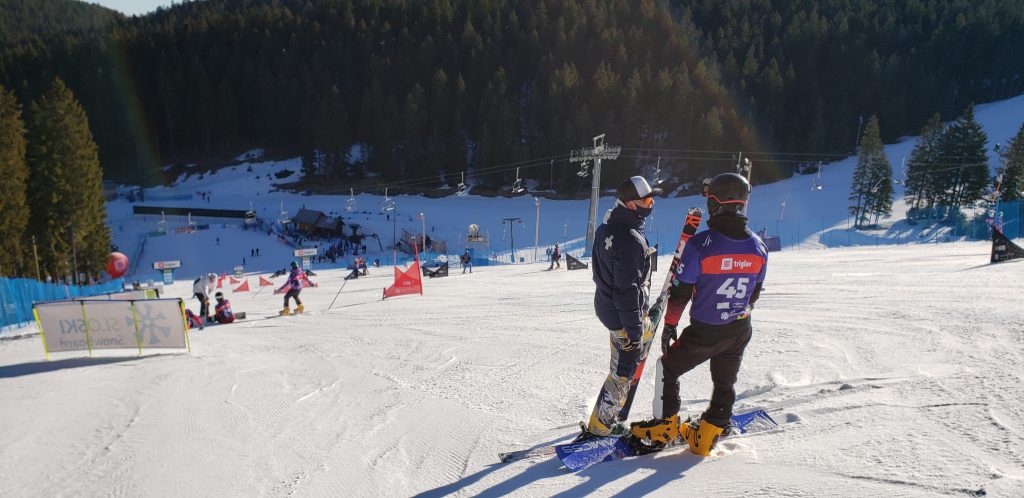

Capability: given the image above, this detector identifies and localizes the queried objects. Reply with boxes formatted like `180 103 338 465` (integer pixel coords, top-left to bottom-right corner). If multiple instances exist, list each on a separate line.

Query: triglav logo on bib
721 258 733 270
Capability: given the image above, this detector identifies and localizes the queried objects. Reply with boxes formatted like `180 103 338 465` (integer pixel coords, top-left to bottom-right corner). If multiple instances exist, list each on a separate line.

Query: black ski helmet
215 291 224 300
290 261 298 269
703 172 751 215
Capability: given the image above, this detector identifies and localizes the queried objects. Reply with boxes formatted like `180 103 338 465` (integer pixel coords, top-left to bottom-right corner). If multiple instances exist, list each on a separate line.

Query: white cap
617 176 663 202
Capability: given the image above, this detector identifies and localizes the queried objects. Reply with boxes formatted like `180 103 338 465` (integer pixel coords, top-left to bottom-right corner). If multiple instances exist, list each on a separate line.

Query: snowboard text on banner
383 242 424 299
991 225 1024 263
566 254 588 270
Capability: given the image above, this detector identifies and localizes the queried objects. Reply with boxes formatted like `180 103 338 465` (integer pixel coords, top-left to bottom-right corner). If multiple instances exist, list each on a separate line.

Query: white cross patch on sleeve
604 235 614 250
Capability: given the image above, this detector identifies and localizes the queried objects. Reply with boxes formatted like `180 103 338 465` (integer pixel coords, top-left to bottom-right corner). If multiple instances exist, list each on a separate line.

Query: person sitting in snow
213 292 235 324
185 309 204 330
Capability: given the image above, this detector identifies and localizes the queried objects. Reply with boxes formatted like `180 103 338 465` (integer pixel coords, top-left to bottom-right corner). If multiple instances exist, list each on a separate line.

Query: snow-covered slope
108 93 1024 282
3 94 1023 496
1 242 1021 496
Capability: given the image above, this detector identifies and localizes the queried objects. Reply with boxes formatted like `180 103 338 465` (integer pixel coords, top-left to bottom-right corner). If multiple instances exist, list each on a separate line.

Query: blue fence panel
994 200 1022 240
0 278 125 330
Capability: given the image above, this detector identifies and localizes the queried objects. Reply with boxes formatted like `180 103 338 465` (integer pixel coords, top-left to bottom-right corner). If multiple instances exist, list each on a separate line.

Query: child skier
184 309 204 330
629 172 768 456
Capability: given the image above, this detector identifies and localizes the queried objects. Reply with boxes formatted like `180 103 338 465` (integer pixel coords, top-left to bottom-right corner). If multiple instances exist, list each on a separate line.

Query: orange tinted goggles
635 196 654 207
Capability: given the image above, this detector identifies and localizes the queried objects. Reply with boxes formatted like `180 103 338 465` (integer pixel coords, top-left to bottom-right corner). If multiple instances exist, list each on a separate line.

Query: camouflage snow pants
586 317 655 436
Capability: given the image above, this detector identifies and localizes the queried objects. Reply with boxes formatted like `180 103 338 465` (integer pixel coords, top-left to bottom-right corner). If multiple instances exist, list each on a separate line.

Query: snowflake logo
134 303 172 345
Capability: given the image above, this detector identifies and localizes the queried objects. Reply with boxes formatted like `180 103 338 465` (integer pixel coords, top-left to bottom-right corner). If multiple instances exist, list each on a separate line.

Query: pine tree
849 115 892 228
936 103 989 214
996 123 1024 203
25 78 111 282
0 84 29 277
905 113 944 210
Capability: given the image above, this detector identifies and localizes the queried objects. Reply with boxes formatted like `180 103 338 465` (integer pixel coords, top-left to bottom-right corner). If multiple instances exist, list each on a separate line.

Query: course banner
34 298 189 357
75 290 151 301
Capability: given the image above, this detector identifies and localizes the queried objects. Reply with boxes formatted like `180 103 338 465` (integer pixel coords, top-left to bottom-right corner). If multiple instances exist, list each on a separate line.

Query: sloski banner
34 298 190 357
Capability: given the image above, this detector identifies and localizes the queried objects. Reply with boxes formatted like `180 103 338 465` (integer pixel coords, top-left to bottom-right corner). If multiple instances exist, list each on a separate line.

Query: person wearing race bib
630 172 768 456
213 292 235 324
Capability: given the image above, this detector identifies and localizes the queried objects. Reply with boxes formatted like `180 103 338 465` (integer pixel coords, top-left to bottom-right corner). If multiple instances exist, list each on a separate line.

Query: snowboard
556 409 778 472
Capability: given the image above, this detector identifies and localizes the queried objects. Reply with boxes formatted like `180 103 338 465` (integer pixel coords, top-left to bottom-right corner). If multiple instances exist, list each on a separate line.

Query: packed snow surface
1 241 1021 496
2 92 1023 497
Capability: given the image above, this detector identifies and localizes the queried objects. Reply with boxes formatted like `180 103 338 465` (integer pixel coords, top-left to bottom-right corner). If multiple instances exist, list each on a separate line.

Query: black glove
661 323 678 354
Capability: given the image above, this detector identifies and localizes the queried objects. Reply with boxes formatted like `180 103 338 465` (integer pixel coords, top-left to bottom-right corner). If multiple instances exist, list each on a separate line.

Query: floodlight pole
419 212 426 251
32 236 40 280
502 217 521 263
570 134 620 257
71 226 78 285
534 197 541 263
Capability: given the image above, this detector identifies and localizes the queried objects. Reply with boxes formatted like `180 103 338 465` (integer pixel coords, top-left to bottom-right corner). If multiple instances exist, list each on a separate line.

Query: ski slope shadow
0 354 162 378
415 457 565 498
553 450 702 497
413 435 571 497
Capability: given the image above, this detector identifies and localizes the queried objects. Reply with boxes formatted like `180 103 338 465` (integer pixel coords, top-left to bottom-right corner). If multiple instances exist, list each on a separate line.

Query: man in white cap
580 175 661 439
192 273 217 322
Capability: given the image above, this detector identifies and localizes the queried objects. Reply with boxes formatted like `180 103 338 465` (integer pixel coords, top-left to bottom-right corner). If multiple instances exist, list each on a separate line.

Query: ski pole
326 278 350 311
252 283 270 298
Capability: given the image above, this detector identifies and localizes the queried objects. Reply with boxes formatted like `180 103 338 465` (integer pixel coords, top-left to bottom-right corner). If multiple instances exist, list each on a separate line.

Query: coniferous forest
1 0 1023 196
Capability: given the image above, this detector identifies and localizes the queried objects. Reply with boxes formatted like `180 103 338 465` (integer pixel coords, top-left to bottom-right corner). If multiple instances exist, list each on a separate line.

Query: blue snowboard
555 409 778 472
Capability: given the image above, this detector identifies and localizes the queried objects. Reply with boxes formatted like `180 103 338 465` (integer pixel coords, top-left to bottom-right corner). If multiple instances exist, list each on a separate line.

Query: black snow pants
657 321 752 427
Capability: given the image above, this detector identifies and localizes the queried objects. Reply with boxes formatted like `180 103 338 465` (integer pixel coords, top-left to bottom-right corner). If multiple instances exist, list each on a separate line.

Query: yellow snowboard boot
629 414 681 446
279 307 291 316
683 418 725 456
296 304 305 314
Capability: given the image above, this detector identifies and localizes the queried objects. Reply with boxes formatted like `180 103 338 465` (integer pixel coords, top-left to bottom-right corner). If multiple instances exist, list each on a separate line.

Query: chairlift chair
278 202 291 225
577 161 590 178
244 202 257 225
511 167 526 195
382 188 396 212
456 172 469 196
346 188 357 212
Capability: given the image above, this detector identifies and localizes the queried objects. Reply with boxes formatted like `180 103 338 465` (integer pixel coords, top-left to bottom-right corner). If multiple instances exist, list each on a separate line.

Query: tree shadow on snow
0 355 161 378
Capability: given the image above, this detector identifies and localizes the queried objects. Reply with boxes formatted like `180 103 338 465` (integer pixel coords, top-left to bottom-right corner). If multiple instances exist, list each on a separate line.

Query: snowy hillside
1 95 1023 497
107 94 1024 282
0 241 1021 496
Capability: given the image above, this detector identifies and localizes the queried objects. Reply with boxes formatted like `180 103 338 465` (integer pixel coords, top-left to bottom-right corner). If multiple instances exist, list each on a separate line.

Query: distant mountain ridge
0 0 122 45
0 0 1022 194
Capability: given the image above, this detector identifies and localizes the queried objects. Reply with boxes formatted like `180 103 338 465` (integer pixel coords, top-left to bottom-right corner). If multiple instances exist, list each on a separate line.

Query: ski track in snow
1 241 1022 497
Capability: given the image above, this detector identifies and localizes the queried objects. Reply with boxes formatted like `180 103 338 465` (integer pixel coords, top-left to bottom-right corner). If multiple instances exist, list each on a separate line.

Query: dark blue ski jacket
591 203 652 340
